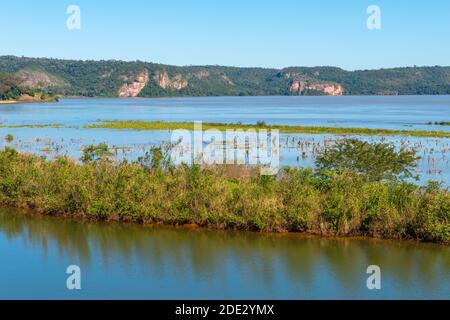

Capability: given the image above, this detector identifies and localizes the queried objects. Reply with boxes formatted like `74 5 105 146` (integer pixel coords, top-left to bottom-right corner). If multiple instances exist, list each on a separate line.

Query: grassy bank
86 120 450 138
0 148 448 244
0 97 58 104
0 94 58 104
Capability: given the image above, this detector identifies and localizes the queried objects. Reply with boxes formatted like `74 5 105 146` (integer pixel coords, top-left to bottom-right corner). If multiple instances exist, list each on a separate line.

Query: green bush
5 134 13 142
80 143 112 163
316 139 420 181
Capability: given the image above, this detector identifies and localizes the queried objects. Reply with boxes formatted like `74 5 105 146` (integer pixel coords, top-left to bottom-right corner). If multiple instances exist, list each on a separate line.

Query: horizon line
1 54 449 72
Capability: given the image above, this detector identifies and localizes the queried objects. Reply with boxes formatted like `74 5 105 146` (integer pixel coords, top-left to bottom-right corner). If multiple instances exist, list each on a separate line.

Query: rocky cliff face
119 69 222 96
285 71 344 96
289 80 343 96
319 84 343 96
118 70 149 97
187 70 210 80
155 70 188 90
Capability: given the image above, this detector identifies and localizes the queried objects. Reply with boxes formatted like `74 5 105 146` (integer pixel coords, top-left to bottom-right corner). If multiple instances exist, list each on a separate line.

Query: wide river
1 96 450 185
0 208 449 300
0 96 449 299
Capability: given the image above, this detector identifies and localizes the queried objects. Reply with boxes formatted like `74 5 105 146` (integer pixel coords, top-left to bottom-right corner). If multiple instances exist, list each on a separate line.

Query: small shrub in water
316 139 420 182
5 134 13 142
80 143 112 163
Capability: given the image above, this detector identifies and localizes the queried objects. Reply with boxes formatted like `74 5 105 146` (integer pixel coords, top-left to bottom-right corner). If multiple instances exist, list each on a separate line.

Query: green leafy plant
80 143 112 163
315 139 420 181
5 134 13 142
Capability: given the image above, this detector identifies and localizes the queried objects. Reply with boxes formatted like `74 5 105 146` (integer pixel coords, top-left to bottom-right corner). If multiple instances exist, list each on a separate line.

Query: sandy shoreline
0 100 18 104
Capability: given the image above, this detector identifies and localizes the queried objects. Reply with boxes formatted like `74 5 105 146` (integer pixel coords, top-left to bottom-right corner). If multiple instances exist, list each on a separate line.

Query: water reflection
0 208 449 299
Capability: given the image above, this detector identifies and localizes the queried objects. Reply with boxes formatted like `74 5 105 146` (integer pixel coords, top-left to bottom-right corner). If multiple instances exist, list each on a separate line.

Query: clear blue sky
1 0 449 70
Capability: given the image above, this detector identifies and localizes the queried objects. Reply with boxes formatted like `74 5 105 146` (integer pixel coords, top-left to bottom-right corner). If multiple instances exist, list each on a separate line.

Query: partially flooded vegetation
0 123 63 129
85 120 450 138
427 121 450 126
0 139 448 244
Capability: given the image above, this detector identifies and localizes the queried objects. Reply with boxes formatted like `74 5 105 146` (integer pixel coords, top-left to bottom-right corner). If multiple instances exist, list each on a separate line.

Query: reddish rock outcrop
307 83 343 96
193 70 209 80
156 71 188 90
290 81 343 96
118 70 149 97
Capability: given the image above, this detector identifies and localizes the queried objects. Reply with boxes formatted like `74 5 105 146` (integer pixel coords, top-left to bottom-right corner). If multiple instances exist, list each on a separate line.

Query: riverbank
5 204 428 246
86 120 450 138
0 123 63 128
0 148 448 244
0 95 58 104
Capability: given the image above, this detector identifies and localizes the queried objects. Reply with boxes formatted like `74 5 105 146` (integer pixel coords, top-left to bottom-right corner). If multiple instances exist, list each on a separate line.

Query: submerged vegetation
80 143 112 163
4 134 13 142
0 123 63 129
0 139 448 244
427 121 450 126
85 120 450 138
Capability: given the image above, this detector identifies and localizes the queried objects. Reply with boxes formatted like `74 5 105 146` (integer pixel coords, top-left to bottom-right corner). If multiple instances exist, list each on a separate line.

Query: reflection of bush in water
0 208 448 292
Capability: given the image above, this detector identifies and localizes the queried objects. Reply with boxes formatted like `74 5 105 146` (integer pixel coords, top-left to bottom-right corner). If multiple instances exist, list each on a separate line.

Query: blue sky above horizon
1 0 449 70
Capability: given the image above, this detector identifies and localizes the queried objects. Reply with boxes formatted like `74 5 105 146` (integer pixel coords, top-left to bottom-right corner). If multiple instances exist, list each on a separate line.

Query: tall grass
0 123 63 128
85 120 450 138
0 147 448 244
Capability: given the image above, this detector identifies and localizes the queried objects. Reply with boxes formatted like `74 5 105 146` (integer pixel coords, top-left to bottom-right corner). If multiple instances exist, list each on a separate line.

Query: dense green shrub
4 134 13 142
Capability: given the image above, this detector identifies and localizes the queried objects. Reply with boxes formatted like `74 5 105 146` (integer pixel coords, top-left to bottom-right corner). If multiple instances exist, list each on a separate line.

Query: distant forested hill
1 55 450 98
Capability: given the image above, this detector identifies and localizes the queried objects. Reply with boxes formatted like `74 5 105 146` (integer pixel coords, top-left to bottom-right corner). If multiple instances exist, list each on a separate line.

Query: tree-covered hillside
1 55 449 98
0 72 58 102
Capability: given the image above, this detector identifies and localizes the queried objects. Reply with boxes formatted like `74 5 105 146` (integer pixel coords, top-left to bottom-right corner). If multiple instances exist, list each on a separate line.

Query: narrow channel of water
0 208 448 299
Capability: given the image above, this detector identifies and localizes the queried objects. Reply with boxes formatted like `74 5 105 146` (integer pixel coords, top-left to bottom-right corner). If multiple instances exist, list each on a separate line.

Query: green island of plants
0 123 63 129
0 139 448 244
85 120 450 138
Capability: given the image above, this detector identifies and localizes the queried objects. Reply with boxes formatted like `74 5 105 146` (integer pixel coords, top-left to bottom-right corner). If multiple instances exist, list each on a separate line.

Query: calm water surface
1 96 450 185
0 96 449 299
1 96 450 130
0 208 449 300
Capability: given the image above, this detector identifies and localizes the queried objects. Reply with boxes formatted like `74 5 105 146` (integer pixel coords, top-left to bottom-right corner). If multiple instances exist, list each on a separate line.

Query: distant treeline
1 55 450 97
